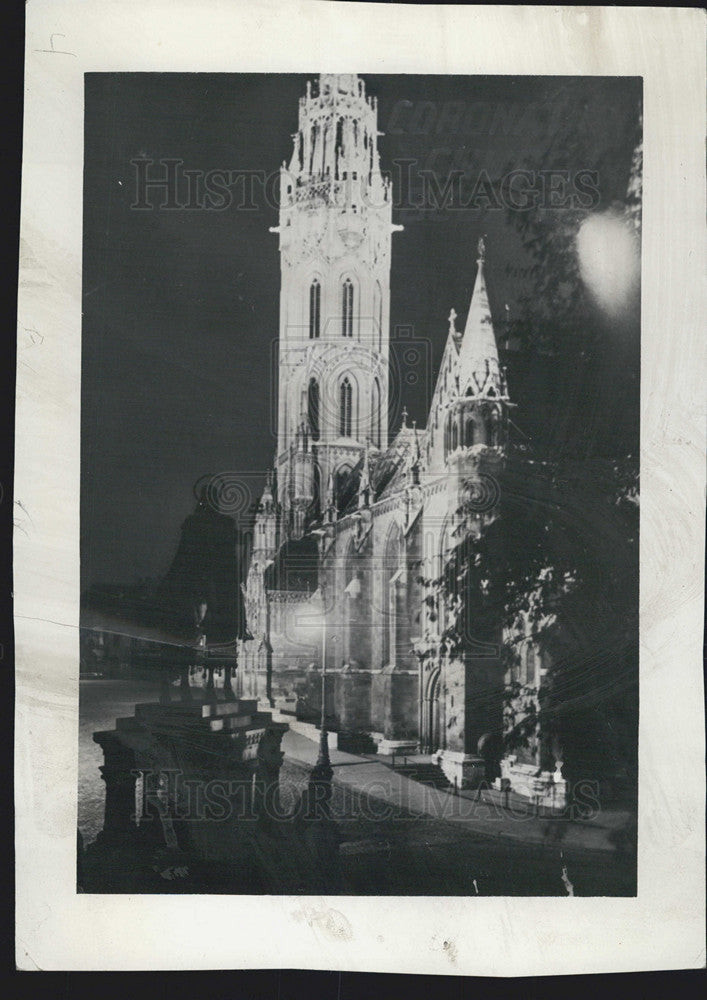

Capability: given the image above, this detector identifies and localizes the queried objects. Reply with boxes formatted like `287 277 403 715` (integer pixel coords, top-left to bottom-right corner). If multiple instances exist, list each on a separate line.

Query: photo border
15 0 706 974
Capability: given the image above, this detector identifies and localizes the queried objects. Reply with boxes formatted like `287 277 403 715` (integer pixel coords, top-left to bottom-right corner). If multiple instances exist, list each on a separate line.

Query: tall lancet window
342 278 354 338
309 280 321 339
340 377 353 437
309 123 318 175
372 377 381 448
335 117 344 170
307 378 320 439
374 282 383 351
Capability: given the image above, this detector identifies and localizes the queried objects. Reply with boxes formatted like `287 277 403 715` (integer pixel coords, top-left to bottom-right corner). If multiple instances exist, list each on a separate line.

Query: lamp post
311 582 333 783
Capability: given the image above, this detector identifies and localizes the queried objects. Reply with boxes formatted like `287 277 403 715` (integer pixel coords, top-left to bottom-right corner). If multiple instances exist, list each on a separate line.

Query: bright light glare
576 211 640 317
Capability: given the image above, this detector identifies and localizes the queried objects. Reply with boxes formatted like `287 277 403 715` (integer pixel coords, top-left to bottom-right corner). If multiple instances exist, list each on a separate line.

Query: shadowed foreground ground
79 680 636 896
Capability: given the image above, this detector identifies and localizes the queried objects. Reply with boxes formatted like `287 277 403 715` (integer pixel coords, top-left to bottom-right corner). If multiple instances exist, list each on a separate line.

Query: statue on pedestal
157 484 251 701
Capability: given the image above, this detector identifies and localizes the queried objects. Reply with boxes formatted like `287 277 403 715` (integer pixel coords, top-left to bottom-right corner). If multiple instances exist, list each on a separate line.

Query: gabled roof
333 426 420 517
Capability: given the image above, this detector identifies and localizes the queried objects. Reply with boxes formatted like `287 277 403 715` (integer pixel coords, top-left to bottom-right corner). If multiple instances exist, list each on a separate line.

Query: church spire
456 235 502 396
261 470 275 511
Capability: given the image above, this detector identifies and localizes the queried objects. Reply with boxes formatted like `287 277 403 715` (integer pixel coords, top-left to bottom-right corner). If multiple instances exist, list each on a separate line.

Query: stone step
397 762 451 789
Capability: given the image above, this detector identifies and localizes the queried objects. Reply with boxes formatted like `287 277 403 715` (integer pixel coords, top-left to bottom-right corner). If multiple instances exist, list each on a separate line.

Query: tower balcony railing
291 174 389 210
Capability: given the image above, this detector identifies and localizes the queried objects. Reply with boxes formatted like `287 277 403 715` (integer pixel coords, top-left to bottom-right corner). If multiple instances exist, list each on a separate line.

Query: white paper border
15 0 706 974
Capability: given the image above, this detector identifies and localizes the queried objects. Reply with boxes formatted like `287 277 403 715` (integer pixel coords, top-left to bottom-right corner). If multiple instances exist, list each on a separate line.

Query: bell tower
271 73 401 538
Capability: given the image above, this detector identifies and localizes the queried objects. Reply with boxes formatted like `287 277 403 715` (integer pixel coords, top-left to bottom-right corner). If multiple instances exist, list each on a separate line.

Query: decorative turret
324 469 337 524
253 471 278 562
281 74 389 218
291 422 316 539
444 238 510 459
443 238 511 525
408 421 422 486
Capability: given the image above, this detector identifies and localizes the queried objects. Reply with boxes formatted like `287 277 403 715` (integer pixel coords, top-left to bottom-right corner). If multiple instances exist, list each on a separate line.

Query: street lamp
311 582 333 783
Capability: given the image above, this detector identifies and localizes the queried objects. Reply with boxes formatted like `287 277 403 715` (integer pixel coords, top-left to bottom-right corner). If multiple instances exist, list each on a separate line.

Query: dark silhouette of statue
154 486 251 702
160 487 249 647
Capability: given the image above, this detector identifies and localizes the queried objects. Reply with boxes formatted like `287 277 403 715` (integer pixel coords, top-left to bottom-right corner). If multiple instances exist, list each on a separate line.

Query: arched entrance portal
420 664 442 754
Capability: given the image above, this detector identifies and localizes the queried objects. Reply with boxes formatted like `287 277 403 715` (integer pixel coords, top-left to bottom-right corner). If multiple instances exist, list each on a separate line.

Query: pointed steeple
408 421 422 486
254 471 278 558
457 236 501 394
261 470 275 511
358 439 371 508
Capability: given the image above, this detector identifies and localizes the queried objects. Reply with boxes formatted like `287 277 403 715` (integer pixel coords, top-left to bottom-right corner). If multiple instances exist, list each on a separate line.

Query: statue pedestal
88 695 288 885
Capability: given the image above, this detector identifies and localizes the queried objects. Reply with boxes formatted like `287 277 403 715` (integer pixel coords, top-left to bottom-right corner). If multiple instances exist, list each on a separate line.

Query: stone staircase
392 759 451 790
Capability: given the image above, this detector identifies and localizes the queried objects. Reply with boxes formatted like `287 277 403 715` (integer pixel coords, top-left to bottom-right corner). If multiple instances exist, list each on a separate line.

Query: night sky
82 73 640 589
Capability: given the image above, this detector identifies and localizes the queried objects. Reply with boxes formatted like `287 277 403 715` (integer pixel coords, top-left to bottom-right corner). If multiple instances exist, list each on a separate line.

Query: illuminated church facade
242 74 516 787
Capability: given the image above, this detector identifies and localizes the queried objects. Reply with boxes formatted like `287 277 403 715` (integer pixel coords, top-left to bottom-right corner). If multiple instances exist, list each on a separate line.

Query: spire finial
401 405 408 428
409 421 422 484
477 234 486 264
448 308 458 336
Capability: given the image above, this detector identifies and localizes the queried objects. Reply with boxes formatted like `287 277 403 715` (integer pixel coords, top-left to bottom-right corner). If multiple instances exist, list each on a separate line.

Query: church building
242 73 517 789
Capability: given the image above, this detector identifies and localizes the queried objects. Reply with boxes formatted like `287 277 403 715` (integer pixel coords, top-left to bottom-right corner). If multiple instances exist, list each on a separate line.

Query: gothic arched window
340 377 353 437
372 377 381 448
309 279 321 339
465 415 474 447
335 463 352 498
373 281 382 349
383 526 402 666
452 423 458 452
307 378 320 439
342 278 354 338
489 409 500 447
313 463 321 511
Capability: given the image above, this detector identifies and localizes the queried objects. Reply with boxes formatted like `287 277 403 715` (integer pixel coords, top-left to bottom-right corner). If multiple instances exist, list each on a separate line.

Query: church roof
333 425 419 517
373 427 417 500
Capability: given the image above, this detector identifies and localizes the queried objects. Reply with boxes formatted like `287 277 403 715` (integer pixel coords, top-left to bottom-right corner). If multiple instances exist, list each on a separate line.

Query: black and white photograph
14 1 704 976
78 70 641 897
